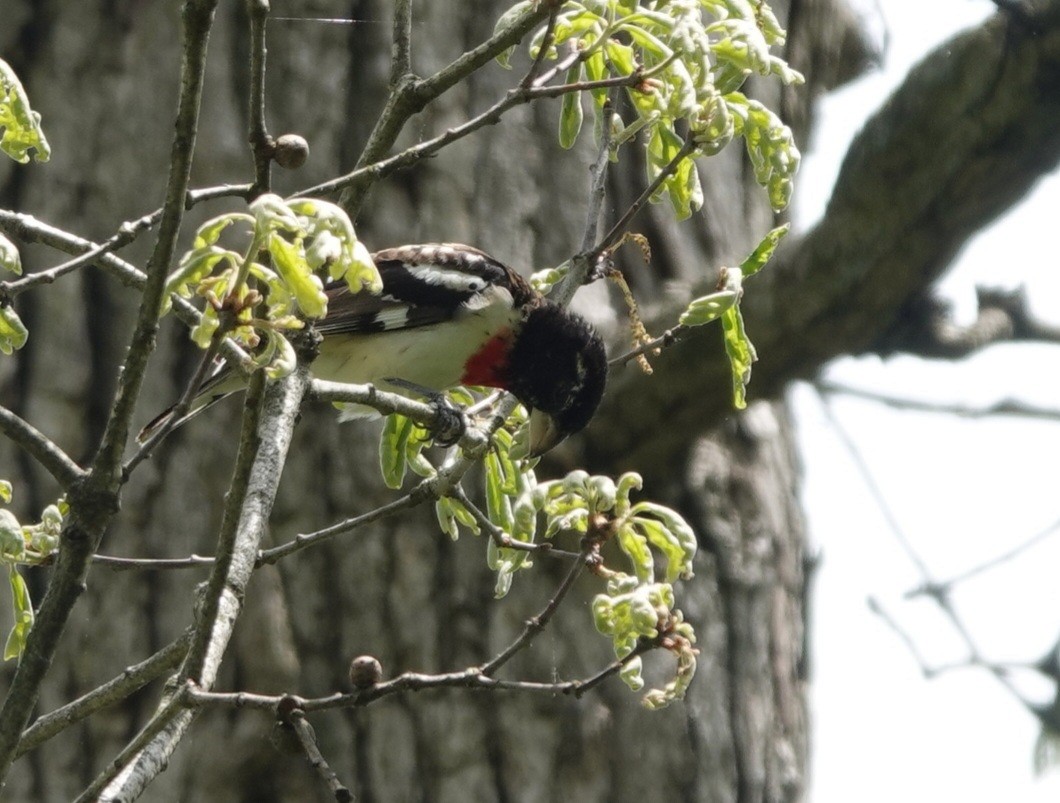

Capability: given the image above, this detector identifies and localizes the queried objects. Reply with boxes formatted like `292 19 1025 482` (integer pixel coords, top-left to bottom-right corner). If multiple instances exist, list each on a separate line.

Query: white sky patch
793 2 1060 801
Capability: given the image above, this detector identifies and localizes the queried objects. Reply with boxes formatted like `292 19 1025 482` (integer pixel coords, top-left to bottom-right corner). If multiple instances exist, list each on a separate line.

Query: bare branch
246 0 273 194
876 288 1060 359
0 210 252 370
16 630 192 757
450 488 578 558
0 405 84 490
302 70 641 201
123 325 229 475
816 392 933 578
339 2 550 217
906 515 1060 598
92 553 216 571
101 362 309 798
0 0 222 782
0 211 160 299
282 706 353 802
186 643 657 713
610 324 689 368
481 546 589 676
816 379 1060 421
309 379 463 432
390 0 413 88
256 488 427 566
76 685 193 802
519 3 559 89
594 138 697 258
578 93 616 253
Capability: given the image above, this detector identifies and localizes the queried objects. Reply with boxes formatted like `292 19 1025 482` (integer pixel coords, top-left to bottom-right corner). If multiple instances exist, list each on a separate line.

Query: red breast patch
461 330 512 388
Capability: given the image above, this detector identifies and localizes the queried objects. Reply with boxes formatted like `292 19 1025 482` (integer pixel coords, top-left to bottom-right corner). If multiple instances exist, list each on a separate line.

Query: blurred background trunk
0 1 870 799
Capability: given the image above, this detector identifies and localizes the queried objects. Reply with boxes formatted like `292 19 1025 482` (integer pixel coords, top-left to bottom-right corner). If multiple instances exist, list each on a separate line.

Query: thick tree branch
585 1 1060 473
99 362 308 799
875 287 1060 358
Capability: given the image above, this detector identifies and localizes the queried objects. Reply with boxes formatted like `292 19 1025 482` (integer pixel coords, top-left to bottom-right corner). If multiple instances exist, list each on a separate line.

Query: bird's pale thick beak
528 408 564 457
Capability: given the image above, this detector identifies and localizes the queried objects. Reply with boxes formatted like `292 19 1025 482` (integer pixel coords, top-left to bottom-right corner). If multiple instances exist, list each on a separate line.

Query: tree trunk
7 0 1034 799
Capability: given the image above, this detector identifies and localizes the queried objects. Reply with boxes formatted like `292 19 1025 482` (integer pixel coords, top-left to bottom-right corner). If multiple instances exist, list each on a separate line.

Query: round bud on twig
272 134 309 170
349 655 383 689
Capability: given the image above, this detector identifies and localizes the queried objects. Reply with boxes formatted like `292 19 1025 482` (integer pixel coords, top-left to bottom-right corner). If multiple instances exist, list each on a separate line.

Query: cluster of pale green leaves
0 58 49 356
0 482 64 661
0 58 50 166
166 194 380 376
381 407 700 708
498 0 803 217
678 222 788 406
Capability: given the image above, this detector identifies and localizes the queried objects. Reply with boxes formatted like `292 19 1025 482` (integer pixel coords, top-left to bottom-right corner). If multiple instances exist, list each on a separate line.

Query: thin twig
578 93 616 253
570 642 652 697
816 379 1060 421
285 708 353 802
0 212 161 299
481 546 590 676
123 326 228 475
103 364 309 799
609 325 687 367
339 2 551 217
0 405 84 489
247 0 273 195
16 629 193 757
519 3 559 89
256 489 427 566
594 137 697 257
92 553 216 571
906 514 1060 598
824 395 1036 712
186 646 657 712
817 392 934 578
303 71 643 200
0 210 252 369
450 488 578 558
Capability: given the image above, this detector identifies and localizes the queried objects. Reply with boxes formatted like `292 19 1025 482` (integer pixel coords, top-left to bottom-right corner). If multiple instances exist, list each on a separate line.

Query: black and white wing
316 243 533 336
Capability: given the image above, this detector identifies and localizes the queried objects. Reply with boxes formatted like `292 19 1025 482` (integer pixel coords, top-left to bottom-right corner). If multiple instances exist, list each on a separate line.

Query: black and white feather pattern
317 243 534 336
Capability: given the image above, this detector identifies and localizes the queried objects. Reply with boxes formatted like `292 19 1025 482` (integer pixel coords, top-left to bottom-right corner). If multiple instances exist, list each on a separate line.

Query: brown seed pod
348 655 383 688
272 134 309 169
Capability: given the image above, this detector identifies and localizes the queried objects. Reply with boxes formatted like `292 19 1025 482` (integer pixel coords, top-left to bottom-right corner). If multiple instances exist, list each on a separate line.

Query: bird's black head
506 302 608 454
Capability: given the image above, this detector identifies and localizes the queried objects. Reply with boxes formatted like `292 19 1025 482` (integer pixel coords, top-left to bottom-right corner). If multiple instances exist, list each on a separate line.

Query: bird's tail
136 370 242 444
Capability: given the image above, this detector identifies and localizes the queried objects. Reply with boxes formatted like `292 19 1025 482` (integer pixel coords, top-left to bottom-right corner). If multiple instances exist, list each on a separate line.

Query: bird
139 243 608 456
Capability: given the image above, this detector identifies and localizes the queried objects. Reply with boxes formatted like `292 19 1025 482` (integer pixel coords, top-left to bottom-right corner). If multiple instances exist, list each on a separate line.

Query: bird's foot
384 378 468 447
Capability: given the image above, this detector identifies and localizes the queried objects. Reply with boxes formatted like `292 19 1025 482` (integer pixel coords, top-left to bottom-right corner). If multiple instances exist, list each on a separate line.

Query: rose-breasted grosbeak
141 243 608 455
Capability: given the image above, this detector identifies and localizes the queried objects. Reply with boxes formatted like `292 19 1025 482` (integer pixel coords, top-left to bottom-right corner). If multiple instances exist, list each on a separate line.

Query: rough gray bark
0 0 1052 800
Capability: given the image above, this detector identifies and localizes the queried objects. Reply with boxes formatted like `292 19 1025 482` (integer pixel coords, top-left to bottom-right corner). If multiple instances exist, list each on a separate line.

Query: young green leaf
493 1 534 69
0 58 50 164
379 414 415 490
720 302 756 409
558 67 585 149
0 304 28 355
0 233 21 276
4 566 33 661
678 290 738 327
740 223 789 277
267 232 327 319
